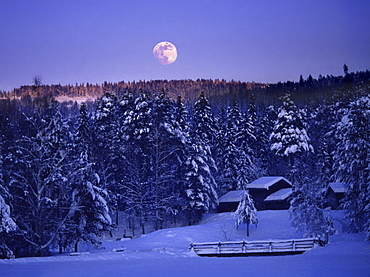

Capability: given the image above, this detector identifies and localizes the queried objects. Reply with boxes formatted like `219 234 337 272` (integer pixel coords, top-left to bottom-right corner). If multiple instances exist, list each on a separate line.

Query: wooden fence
189 237 323 257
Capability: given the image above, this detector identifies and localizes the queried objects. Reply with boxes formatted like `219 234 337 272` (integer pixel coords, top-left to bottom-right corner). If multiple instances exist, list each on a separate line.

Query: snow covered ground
1 210 369 277
55 96 97 104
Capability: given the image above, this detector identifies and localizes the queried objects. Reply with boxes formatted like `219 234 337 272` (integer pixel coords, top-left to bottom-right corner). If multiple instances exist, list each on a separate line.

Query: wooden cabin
246 177 292 210
217 176 292 212
325 182 346 209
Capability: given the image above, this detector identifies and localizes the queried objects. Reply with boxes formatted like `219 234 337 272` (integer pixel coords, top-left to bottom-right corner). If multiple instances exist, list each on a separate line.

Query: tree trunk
74 240 79 253
289 153 295 169
141 221 145 234
289 154 296 185
246 223 250 237
128 216 132 230
36 248 43 257
131 218 135 238
115 202 119 226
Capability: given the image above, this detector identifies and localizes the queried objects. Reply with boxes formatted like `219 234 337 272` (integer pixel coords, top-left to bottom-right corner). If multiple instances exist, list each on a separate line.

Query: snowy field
1 210 369 277
55 96 96 104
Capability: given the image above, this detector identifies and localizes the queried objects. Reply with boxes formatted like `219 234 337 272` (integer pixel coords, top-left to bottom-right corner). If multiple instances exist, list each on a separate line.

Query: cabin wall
218 202 239 213
264 199 291 210
325 188 345 209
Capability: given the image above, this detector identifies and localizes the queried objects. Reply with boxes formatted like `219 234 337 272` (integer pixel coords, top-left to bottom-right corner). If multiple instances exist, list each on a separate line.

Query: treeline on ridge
3 66 369 109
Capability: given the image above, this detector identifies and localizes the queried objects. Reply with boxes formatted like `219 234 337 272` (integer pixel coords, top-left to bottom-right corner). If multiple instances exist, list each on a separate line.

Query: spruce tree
150 91 187 228
173 96 191 223
219 102 242 192
93 92 123 192
270 94 323 240
309 103 338 189
174 95 190 134
184 91 219 224
64 103 113 252
235 191 258 236
270 93 314 177
184 142 218 225
220 100 257 192
214 108 228 194
10 100 70 256
120 93 154 233
246 93 258 152
192 91 217 147
290 175 335 241
68 151 112 251
0 140 17 258
75 103 92 155
334 96 370 238
257 105 277 175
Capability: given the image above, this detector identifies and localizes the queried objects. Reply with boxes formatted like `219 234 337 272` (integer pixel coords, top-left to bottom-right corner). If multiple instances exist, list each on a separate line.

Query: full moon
153 41 177 65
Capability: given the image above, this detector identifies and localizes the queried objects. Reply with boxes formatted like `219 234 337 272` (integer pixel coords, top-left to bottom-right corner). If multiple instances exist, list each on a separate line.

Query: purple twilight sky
0 0 369 91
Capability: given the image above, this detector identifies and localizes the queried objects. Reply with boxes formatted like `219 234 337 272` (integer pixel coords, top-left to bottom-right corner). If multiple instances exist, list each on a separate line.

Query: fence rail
189 238 323 257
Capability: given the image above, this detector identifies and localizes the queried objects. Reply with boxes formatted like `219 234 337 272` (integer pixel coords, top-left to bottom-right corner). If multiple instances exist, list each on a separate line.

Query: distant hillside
10 79 265 103
4 69 370 108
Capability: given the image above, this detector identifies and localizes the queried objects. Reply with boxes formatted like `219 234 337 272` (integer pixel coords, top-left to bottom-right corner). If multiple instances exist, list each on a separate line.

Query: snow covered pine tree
289 178 335 242
68 151 112 252
0 162 17 258
0 133 17 258
9 100 70 256
235 191 258 236
218 100 257 193
92 92 122 199
184 143 218 225
185 92 218 225
150 90 188 229
270 93 314 177
218 101 244 193
335 96 370 239
66 102 113 252
0 193 16 259
269 93 334 241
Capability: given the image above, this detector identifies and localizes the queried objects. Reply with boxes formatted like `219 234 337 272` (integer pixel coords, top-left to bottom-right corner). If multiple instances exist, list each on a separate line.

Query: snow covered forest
1 68 369 258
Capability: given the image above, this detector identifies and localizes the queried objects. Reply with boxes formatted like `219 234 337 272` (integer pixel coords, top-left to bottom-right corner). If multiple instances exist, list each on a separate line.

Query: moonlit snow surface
153 41 178 65
1 211 369 277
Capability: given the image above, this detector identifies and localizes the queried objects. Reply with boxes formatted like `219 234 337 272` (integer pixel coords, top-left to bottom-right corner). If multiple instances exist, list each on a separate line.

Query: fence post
217 242 221 254
269 242 273 252
292 240 296 251
242 241 246 253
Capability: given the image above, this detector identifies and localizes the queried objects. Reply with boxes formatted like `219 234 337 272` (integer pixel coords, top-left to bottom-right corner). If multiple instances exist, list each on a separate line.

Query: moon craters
153 41 178 65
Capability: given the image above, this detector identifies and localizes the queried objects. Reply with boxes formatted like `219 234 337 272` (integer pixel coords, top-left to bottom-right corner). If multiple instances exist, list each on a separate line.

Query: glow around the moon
153 41 177 65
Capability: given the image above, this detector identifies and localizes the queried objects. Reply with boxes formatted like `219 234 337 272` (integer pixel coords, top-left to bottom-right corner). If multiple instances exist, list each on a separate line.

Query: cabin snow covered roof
329 182 346 193
247 176 291 190
219 190 245 203
264 188 292 201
